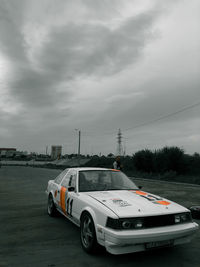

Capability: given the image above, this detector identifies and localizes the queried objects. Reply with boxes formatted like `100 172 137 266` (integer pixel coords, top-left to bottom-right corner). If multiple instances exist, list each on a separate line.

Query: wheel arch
80 207 97 231
48 190 55 199
47 190 57 207
47 190 58 217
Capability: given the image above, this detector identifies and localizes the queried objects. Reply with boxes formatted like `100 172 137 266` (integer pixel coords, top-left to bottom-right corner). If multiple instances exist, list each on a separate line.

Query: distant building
0 148 16 157
51 146 62 160
14 151 28 158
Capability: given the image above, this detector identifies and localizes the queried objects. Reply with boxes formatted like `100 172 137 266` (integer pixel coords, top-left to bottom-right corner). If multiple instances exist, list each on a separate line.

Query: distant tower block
51 145 62 160
116 128 123 156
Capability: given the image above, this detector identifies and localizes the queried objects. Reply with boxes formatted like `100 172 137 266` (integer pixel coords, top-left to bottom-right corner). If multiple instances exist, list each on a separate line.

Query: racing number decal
60 186 73 216
66 197 70 214
66 197 73 216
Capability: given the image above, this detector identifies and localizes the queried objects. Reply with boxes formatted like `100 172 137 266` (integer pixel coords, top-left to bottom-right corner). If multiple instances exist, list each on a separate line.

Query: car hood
87 190 188 217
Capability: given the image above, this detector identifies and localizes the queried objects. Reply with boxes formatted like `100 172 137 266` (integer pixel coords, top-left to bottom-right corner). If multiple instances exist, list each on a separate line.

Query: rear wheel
47 193 57 217
80 212 98 253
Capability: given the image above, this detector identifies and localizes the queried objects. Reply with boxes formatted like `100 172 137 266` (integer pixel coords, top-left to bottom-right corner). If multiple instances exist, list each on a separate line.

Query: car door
56 169 73 213
52 168 69 208
65 170 77 217
60 170 80 225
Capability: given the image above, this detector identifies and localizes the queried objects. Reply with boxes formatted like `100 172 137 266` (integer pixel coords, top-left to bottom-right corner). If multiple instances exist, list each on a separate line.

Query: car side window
69 171 77 188
54 168 69 184
61 170 73 187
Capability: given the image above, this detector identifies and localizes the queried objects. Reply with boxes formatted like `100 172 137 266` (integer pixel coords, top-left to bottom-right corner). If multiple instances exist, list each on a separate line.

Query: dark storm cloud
1 1 159 113
0 0 27 62
10 67 69 108
0 0 71 111
40 10 158 78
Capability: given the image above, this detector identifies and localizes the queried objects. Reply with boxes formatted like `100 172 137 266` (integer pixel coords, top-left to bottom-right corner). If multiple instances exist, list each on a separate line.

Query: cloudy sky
0 0 200 156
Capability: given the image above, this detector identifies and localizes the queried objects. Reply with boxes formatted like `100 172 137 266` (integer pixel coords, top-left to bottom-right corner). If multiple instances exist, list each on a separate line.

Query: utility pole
45 146 48 162
75 129 81 166
78 130 81 157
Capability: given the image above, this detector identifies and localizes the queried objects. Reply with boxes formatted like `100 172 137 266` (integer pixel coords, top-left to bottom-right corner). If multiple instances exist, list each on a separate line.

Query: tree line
84 146 200 184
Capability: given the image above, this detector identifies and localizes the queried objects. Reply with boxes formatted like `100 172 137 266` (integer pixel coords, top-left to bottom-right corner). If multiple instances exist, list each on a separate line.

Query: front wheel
80 213 98 253
47 194 57 217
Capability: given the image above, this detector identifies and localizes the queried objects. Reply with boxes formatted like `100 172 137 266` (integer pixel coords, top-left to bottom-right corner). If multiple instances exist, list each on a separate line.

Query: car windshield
78 170 138 192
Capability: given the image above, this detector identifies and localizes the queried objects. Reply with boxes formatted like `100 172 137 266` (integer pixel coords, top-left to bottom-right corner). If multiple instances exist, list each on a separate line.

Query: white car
46 167 199 255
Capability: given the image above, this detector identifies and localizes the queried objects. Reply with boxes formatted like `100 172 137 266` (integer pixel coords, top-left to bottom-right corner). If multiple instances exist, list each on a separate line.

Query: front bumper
102 222 199 255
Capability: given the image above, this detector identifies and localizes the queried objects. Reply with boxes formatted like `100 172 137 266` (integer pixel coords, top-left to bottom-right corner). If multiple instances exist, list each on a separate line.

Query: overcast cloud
0 0 200 155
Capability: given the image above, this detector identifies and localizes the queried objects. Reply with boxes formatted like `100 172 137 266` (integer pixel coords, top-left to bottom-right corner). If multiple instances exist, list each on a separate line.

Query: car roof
68 167 115 172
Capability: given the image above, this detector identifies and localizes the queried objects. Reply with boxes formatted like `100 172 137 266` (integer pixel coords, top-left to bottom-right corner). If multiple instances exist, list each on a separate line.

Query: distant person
113 156 123 170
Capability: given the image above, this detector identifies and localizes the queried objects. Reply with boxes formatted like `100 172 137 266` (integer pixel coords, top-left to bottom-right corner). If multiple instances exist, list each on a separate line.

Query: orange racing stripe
60 187 67 214
135 191 147 196
156 200 170 205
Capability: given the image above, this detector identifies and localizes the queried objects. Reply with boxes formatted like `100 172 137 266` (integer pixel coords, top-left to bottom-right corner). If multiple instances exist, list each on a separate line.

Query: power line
59 100 200 155
124 100 200 132
82 100 200 136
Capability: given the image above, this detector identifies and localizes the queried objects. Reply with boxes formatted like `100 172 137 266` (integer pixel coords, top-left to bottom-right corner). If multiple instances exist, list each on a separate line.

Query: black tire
80 212 98 253
47 193 57 217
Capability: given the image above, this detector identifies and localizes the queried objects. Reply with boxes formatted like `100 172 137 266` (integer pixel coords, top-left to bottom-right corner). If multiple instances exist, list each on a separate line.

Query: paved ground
0 166 199 267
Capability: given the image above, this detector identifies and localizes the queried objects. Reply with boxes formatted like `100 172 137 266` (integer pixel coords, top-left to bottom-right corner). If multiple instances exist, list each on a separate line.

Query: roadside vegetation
84 147 200 185
1 146 200 185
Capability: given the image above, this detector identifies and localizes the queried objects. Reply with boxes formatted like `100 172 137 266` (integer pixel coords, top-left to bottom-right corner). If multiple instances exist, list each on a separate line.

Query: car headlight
174 212 191 224
180 214 187 221
106 217 144 230
120 218 144 229
106 217 121 229
134 219 143 229
121 220 132 229
175 215 181 223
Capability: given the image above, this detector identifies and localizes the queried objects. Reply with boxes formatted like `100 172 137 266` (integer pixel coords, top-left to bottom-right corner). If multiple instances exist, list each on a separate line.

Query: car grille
119 213 192 229
106 212 192 230
139 214 177 228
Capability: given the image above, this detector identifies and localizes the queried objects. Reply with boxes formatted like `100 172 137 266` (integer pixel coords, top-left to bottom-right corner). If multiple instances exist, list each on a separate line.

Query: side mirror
68 186 75 192
189 206 200 219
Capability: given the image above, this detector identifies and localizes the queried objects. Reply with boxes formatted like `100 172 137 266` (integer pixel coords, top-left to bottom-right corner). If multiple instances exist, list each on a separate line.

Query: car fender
81 206 97 228
80 206 108 245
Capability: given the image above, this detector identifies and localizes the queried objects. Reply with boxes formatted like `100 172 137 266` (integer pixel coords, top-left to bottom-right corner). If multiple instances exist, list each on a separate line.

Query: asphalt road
0 166 199 267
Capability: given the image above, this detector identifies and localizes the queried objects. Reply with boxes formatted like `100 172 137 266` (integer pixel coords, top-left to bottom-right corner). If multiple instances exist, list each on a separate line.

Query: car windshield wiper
127 188 139 190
